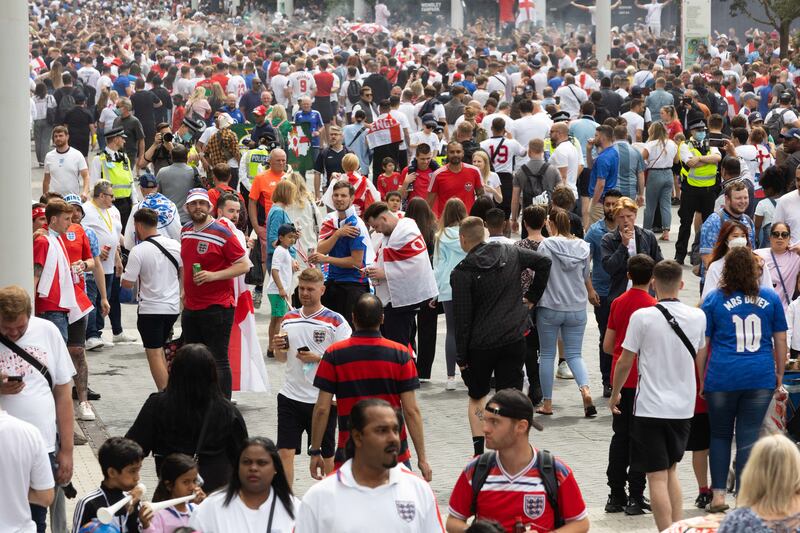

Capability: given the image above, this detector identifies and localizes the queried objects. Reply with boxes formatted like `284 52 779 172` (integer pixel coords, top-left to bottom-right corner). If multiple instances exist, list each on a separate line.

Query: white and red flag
377 217 438 308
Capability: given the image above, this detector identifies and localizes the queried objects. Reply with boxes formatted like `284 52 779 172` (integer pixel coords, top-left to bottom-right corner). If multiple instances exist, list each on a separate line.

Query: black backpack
470 450 563 528
766 108 792 141
57 90 76 124
346 79 362 105
417 97 439 119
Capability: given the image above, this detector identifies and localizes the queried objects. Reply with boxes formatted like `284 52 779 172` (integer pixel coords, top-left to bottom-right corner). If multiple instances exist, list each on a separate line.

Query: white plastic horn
97 483 146 524
146 494 197 513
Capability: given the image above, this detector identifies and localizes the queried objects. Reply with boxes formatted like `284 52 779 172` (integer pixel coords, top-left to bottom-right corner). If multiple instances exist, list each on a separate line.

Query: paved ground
30 157 715 532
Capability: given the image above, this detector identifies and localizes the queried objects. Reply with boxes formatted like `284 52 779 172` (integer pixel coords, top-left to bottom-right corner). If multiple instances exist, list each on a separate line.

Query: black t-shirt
315 146 350 185
63 107 93 155
130 90 160 141
151 86 172 124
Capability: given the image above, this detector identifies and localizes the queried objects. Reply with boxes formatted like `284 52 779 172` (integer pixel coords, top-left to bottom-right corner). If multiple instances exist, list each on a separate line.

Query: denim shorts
37 311 68 344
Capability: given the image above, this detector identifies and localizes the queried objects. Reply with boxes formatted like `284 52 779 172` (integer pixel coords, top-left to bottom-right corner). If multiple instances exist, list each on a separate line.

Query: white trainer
78 402 96 421
445 377 456 391
112 332 138 343
85 337 104 351
556 361 574 380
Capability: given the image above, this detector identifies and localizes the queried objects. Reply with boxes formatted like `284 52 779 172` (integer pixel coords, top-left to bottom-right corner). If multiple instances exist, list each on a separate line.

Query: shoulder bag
654 303 696 359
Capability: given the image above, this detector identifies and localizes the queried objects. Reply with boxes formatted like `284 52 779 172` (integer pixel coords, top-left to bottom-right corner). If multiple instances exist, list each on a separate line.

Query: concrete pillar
451 0 464 31
595 0 611 70
284 0 294 19
354 0 367 20
0 0 33 294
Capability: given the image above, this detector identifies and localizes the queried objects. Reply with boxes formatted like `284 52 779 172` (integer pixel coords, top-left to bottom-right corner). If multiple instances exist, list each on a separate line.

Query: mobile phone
6 376 23 382
708 138 726 148
297 346 310 353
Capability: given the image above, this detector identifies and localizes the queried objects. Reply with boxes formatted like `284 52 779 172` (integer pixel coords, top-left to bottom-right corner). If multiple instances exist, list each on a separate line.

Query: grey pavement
30 157 714 532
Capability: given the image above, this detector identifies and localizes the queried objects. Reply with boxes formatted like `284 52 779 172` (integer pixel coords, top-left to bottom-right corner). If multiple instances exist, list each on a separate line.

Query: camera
682 97 693 106
162 132 174 143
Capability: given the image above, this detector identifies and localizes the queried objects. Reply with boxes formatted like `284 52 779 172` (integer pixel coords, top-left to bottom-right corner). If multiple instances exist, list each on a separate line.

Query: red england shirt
607 288 656 389
33 236 67 313
180 219 247 311
428 163 483 217
60 224 93 293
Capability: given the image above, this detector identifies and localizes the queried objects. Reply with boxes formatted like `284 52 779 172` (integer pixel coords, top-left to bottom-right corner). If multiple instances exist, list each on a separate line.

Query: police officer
675 119 722 265
238 136 271 197
90 126 137 227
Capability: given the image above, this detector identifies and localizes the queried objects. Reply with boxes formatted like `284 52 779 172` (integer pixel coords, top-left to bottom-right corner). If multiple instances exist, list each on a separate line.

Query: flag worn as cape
38 234 93 324
318 205 376 266
376 217 438 308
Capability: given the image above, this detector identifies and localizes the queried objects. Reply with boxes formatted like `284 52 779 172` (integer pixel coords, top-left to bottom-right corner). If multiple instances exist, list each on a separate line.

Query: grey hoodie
537 236 591 311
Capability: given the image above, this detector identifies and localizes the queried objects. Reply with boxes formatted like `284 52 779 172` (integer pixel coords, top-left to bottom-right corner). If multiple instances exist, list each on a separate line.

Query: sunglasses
771 231 791 238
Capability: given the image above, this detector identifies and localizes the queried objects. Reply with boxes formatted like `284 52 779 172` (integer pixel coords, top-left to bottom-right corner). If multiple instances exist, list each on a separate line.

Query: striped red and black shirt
313 330 419 464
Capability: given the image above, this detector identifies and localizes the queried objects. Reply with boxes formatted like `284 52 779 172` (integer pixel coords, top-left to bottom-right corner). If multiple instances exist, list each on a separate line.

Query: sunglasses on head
771 231 790 238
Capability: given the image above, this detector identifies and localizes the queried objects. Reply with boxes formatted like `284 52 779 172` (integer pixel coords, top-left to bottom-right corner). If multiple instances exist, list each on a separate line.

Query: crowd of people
4 0 800 532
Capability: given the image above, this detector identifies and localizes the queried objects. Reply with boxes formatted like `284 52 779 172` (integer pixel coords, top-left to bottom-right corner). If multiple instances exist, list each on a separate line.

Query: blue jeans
706 388 773 492
536 307 589 400
644 168 673 231
85 273 100 339
37 311 68 343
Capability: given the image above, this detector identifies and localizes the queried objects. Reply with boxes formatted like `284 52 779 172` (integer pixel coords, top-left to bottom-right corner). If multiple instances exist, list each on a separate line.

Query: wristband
308 447 322 456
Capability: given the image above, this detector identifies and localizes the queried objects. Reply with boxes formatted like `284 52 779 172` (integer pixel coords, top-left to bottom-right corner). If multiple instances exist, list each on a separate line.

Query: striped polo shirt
313 330 420 464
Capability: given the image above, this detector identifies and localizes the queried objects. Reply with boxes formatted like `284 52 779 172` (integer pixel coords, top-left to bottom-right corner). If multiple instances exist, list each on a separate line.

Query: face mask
728 237 747 249
113 108 122 116
182 132 193 142
694 131 706 142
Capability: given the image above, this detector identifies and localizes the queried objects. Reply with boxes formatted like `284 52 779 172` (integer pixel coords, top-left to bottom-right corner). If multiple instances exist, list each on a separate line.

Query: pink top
143 504 195 533
755 248 800 310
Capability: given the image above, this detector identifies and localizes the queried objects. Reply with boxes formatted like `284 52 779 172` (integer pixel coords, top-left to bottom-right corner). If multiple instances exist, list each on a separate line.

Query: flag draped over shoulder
378 217 438 308
322 172 379 217
366 113 402 149
318 206 376 266
38 235 93 324
219 218 269 393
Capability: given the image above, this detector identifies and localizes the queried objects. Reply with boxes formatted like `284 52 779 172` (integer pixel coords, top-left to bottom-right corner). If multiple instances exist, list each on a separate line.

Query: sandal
707 503 730 513
536 408 554 415
584 404 597 418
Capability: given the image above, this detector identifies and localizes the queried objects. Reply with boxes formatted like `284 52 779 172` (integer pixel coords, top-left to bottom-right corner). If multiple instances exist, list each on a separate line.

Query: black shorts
685 412 710 452
577 167 591 198
67 316 87 347
137 313 179 349
631 416 691 473
277 393 336 458
312 99 334 124
462 338 526 399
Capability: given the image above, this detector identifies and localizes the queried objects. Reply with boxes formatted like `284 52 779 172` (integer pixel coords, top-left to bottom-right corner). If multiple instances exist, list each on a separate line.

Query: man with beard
427 142 484 217
584 189 623 398
299 399 441 532
179 188 249 399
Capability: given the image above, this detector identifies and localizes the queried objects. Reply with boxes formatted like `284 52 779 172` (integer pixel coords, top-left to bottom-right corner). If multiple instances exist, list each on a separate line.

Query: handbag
0 333 53 388
163 335 184 372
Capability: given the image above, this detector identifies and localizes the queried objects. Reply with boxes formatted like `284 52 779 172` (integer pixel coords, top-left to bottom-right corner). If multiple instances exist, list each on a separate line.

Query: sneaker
74 432 88 446
695 491 712 509
605 494 627 513
624 497 649 515
556 361 573 379
253 291 262 309
446 377 456 391
85 337 104 351
603 385 612 398
77 402 96 421
112 332 138 343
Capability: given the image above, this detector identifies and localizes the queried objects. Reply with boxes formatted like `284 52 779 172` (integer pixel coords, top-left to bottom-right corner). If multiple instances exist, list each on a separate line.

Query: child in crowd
753 167 785 248
377 157 402 199
73 437 152 533
143 454 205 533
385 190 404 217
267 223 299 353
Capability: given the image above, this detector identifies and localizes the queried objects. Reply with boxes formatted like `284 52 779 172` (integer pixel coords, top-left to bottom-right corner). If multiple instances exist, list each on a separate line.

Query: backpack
346 79 362 105
711 93 729 117
45 95 58 126
766 108 792 140
57 90 76 124
471 450 563 528
417 97 439 119
520 162 552 206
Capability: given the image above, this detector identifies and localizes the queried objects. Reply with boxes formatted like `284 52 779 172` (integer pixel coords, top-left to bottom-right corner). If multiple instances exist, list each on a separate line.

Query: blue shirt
294 109 324 147
702 287 787 392
757 84 772 117
584 219 612 297
569 116 599 155
614 141 645 199
266 205 296 257
112 74 134 97
548 77 563 92
699 210 756 281
589 145 619 197
328 213 368 283
220 106 244 124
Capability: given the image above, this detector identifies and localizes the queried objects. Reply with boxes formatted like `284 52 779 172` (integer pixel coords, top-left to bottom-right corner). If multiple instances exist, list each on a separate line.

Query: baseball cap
217 113 234 129
139 173 158 188
186 188 211 205
485 389 543 431
780 92 794 104
530 58 542 68
740 91 760 102
550 110 571 123
253 105 268 117
103 126 127 140
63 193 83 206
273 223 298 247
421 113 436 125
780 128 800 141
747 111 763 124
424 119 437 128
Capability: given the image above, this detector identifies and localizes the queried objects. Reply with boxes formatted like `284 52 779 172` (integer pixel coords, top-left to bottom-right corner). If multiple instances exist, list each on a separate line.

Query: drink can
192 263 202 274
71 264 81 285
278 329 289 350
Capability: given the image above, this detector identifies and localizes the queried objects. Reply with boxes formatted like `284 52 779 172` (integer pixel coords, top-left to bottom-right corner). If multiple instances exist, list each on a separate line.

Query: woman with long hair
126 344 248 493
31 82 56 166
659 105 682 140
404 198 439 382
718 434 800 531
642 121 678 241
189 438 299 532
433 198 468 389
536 207 599 417
700 247 788 512
755 222 800 312
701 220 772 301
187 86 212 124
284 172 321 273
471 150 503 204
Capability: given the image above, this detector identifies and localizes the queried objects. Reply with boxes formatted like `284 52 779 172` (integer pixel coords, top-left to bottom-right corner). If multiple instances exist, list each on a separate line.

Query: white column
0 0 33 295
353 0 367 20
284 0 294 19
451 0 464 31
595 0 611 70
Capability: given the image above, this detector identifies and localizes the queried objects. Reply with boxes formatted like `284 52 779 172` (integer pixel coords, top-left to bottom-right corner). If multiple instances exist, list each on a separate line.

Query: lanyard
93 201 113 233
771 251 791 303
266 492 277 532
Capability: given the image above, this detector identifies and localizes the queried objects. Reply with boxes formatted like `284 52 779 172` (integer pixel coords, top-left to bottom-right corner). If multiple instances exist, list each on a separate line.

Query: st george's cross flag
218 217 269 393
376 217 438 308
38 234 93 324
366 113 403 149
517 0 536 25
